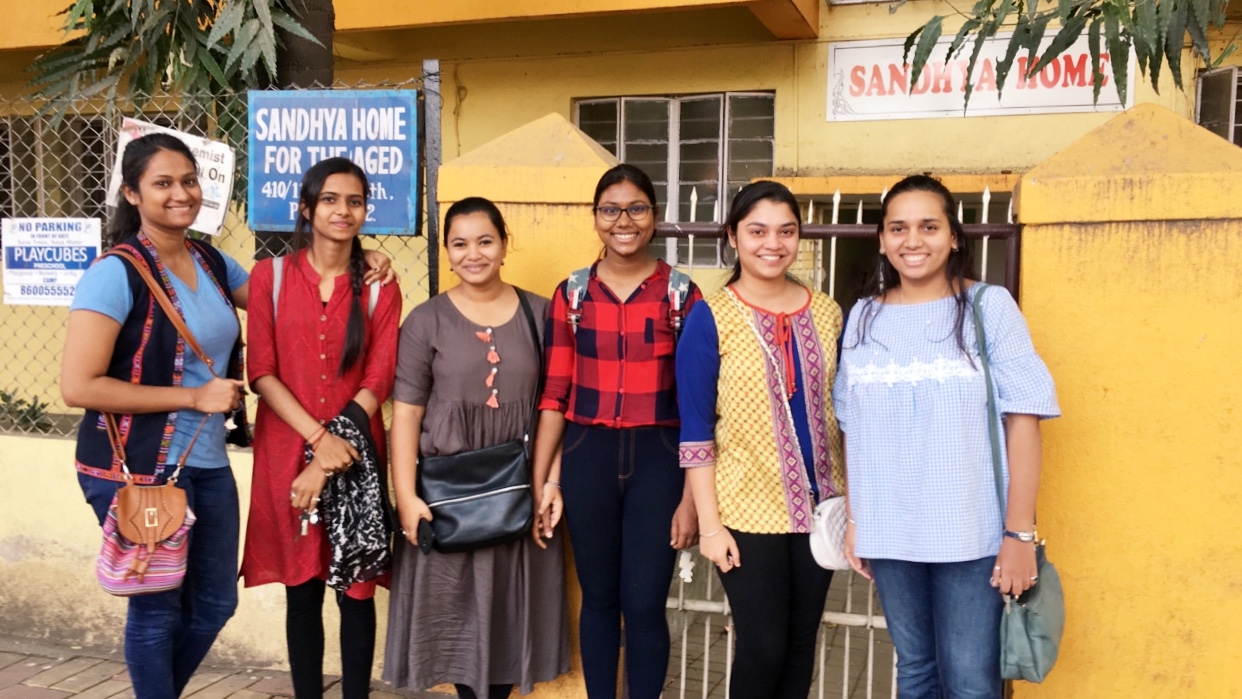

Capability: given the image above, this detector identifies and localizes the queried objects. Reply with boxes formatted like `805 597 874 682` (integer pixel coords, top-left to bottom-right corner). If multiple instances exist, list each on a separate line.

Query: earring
876 255 887 294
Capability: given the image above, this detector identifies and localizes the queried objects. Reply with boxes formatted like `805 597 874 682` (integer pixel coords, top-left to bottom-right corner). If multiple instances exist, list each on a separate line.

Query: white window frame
574 91 774 267
1196 66 1240 144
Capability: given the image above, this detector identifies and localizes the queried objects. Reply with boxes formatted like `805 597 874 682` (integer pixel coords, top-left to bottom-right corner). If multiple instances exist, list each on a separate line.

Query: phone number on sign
19 285 75 297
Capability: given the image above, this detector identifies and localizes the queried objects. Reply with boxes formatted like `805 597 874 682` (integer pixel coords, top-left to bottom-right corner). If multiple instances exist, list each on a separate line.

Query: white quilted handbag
809 496 851 570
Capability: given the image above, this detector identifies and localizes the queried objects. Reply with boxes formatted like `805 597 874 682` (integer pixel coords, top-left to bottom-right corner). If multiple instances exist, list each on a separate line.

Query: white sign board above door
827 34 1134 121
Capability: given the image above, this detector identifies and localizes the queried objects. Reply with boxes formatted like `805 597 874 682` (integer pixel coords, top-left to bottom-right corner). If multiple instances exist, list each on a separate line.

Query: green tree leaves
29 0 319 109
900 0 1235 107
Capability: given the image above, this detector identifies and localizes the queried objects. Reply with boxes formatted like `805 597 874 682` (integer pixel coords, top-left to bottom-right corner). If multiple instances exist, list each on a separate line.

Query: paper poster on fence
827 34 1135 121
106 118 236 236
2 218 101 306
247 90 421 235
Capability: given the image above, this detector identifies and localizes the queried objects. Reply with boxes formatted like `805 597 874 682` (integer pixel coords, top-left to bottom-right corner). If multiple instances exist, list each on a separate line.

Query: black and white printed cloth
303 400 393 591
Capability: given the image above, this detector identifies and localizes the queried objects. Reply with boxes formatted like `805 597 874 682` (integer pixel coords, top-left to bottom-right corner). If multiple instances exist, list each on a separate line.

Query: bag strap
970 284 1007 516
106 248 215 482
109 249 217 376
668 267 691 341
515 288 545 446
564 266 591 335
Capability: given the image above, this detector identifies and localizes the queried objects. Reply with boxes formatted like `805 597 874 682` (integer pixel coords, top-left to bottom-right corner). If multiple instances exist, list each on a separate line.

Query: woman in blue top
61 133 391 699
833 175 1060 699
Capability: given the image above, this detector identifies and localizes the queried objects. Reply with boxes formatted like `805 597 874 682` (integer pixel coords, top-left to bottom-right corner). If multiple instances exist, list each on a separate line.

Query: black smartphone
416 519 434 555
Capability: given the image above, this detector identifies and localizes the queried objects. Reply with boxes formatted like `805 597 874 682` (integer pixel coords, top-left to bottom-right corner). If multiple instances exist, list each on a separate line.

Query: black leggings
717 530 833 699
286 579 376 699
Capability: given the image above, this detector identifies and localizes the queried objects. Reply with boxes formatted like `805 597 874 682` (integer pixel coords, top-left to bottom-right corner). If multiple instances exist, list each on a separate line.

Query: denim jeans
868 557 1004 699
81 467 240 699
560 423 684 699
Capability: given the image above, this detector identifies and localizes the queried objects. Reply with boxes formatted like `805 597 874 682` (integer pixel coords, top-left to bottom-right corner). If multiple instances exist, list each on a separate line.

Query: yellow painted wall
1012 104 1242 698
0 435 384 675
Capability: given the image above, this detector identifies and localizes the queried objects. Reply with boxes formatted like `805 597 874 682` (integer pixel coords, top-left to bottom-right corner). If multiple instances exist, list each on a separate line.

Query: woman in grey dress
383 197 570 699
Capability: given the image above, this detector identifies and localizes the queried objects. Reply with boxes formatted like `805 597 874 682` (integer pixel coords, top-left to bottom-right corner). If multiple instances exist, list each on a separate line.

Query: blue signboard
248 90 420 234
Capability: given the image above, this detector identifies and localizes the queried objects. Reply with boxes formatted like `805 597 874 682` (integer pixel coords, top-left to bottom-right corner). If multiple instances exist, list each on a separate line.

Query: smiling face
302 172 367 246
594 180 657 260
446 211 507 288
728 198 800 283
879 189 957 288
121 149 202 235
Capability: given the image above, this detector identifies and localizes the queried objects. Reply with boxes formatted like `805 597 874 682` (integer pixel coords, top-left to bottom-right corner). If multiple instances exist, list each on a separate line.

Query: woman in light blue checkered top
832 175 1060 699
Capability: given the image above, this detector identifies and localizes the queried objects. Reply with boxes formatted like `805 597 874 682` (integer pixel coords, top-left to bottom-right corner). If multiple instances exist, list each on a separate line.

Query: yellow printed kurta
702 288 844 534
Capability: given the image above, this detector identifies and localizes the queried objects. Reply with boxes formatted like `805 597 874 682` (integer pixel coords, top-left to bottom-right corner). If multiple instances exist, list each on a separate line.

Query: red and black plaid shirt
539 259 703 428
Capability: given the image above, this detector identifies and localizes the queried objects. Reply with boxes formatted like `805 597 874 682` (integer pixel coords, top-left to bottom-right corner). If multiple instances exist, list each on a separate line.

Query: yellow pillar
438 112 619 298
1013 104 1242 698
438 113 621 698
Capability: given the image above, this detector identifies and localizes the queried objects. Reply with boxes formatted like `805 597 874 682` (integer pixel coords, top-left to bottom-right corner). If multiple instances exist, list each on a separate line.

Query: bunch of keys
298 508 320 537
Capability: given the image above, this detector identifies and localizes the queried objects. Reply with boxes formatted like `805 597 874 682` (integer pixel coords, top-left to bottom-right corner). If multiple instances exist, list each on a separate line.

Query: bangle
309 428 328 450
700 527 724 538
545 480 561 489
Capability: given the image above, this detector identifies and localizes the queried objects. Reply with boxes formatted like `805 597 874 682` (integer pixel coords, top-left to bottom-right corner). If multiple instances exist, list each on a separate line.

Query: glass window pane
623 100 671 142
679 97 722 141
1197 70 1236 142
727 94 776 138
679 141 722 183
679 182 721 223
726 93 775 210
577 100 619 155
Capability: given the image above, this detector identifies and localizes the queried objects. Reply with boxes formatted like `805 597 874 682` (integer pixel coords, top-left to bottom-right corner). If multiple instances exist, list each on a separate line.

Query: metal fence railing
0 79 439 436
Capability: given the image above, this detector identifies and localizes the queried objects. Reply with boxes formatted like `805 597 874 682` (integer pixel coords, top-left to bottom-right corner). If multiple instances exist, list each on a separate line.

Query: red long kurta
241 250 400 598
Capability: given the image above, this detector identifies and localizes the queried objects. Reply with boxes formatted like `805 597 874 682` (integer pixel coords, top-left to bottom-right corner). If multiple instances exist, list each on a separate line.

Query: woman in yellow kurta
676 181 843 699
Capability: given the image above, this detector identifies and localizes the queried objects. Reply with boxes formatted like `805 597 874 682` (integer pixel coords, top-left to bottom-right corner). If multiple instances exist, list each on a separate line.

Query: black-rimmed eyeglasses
594 204 653 222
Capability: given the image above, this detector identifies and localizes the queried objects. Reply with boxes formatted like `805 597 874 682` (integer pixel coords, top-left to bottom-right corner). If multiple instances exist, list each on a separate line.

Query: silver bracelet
545 480 561 489
700 527 724 538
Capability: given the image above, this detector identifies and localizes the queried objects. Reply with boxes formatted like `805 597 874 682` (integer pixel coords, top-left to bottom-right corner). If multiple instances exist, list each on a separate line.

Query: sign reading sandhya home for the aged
827 34 1134 121
2 218 101 306
247 90 421 235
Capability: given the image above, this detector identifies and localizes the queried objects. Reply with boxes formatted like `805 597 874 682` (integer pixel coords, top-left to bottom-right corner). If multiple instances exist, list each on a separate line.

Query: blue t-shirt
71 253 249 468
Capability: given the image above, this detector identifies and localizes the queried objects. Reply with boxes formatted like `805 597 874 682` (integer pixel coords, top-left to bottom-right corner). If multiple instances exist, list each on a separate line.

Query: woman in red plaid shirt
531 164 703 699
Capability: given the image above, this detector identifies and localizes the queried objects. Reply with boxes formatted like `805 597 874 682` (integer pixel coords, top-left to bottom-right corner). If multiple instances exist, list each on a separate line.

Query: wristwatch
1003 529 1038 543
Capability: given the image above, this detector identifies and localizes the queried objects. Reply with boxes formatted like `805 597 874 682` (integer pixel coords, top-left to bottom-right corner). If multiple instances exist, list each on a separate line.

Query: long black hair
108 133 199 248
850 175 978 359
720 180 803 287
290 157 371 375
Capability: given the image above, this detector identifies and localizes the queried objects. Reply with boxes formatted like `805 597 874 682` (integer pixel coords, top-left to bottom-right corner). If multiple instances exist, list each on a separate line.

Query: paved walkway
0 636 449 699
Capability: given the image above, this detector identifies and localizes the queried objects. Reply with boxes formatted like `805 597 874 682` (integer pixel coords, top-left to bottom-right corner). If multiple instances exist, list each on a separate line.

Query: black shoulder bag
415 289 543 553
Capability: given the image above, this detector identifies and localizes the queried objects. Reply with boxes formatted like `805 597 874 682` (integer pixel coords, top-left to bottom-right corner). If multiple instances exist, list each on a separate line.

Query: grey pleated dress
383 291 570 696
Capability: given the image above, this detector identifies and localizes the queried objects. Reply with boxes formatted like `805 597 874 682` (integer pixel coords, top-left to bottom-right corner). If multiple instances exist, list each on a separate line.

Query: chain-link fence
0 79 437 436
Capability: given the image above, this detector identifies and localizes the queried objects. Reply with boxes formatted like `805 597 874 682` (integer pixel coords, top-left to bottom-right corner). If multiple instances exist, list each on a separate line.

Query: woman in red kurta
241 158 400 699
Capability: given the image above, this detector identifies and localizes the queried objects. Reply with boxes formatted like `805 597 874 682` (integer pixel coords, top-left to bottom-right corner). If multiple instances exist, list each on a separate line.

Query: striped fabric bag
97 491 197 596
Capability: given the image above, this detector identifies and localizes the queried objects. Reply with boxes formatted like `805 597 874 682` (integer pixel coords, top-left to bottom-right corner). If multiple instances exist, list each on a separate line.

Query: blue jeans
868 557 1004 699
560 423 684 699
81 467 240 699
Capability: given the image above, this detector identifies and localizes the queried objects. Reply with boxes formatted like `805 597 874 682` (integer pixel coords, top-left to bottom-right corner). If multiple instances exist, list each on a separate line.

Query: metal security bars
0 79 438 436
